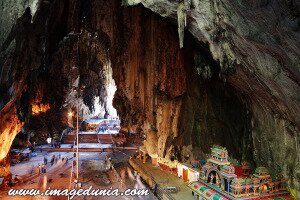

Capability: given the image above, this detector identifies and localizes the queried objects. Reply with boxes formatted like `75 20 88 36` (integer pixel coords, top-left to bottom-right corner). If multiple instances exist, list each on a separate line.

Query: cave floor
0 147 155 200
129 159 195 200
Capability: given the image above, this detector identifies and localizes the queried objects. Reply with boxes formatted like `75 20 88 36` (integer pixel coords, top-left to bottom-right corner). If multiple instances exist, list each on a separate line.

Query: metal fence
131 159 176 200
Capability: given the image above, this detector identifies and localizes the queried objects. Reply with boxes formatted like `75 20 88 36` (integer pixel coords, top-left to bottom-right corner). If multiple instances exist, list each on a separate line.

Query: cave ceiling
0 0 299 190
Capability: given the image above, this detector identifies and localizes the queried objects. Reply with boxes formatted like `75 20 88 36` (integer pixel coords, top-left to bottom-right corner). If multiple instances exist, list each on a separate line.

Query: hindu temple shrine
0 0 299 199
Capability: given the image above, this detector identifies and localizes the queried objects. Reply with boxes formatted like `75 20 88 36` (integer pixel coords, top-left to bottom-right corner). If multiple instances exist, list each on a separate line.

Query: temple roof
255 167 269 174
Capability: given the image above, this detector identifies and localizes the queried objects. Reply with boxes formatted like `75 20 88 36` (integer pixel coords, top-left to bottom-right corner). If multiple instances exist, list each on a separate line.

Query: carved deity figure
210 174 215 183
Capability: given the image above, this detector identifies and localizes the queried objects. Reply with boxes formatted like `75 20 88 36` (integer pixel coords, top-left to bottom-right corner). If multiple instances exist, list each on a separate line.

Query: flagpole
76 92 79 181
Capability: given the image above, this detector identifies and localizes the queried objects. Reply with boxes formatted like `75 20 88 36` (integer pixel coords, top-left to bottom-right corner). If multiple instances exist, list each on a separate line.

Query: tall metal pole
76 32 80 182
76 93 79 180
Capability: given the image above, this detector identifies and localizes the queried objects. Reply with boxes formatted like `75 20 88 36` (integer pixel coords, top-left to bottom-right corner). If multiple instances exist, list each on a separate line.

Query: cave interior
0 0 299 194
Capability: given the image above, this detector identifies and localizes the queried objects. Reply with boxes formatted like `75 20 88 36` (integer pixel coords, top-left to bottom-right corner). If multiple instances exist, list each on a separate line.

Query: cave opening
4 28 120 150
0 0 257 175
0 0 299 198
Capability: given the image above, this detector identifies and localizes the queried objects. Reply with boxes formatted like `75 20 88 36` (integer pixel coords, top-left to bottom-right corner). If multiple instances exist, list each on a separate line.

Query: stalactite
176 0 191 48
177 1 187 48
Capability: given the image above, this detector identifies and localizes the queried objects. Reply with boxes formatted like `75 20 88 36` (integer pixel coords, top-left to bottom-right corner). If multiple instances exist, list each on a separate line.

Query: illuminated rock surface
0 0 299 191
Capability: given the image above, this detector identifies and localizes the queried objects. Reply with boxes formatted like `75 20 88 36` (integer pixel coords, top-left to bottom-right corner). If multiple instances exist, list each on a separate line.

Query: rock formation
0 0 299 191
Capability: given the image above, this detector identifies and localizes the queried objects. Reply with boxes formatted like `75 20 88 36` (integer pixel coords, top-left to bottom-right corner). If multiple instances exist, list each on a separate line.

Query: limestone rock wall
0 0 299 190
92 1 254 167
108 6 189 158
123 0 300 190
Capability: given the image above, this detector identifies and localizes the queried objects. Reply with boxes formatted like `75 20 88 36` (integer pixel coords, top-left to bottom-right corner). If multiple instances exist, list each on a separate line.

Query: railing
130 159 175 200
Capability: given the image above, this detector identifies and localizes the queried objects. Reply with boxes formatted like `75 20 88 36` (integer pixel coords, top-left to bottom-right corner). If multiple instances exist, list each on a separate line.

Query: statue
216 174 221 187
210 174 215 183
